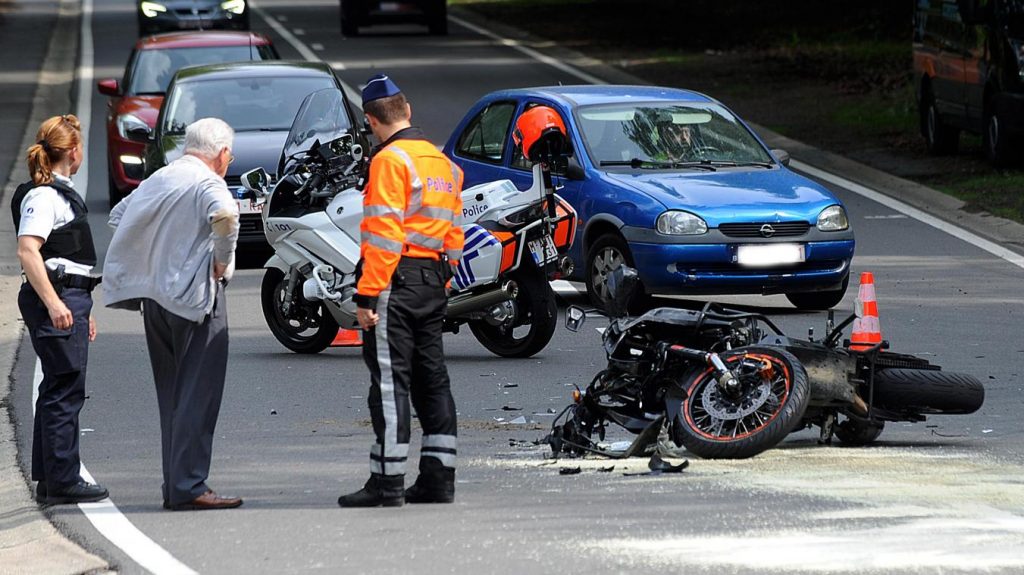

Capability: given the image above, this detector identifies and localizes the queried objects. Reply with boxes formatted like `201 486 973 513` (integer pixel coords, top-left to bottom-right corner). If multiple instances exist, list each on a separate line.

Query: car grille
173 8 214 16
225 175 242 187
239 213 264 236
719 221 810 238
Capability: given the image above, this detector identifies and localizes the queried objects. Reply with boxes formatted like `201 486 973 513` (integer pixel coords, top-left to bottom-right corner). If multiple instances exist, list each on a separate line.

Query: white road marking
311 42 324 51
292 28 305 36
792 159 1024 271
250 1 360 106
27 1 198 573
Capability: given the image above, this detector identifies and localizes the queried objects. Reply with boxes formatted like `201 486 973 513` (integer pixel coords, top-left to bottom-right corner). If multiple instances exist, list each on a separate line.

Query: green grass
938 173 1024 221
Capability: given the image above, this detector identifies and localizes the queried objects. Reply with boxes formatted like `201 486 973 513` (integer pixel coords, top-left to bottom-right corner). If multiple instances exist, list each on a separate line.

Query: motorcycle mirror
565 305 587 332
606 266 640 318
241 168 270 195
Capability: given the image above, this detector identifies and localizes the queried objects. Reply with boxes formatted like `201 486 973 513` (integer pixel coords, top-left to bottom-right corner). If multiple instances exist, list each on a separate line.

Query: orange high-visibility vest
357 137 465 302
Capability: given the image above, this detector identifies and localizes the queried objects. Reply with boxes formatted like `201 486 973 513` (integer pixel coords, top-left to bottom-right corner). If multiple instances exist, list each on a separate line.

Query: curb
0 0 112 573
449 6 1024 253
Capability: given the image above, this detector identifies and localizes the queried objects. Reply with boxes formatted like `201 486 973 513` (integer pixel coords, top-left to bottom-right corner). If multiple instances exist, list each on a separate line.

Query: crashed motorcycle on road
548 267 985 459
240 88 576 358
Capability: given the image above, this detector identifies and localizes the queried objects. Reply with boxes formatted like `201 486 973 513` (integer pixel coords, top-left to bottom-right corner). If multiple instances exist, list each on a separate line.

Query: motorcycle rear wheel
468 264 557 358
261 268 339 354
671 346 810 459
871 368 985 414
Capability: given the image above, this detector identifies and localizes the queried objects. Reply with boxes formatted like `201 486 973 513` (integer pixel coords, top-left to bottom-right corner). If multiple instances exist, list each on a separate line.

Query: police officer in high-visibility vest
12 114 107 505
339 74 465 508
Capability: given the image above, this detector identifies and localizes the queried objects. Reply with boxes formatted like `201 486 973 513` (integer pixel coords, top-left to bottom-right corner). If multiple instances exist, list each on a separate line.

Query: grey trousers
142 286 228 506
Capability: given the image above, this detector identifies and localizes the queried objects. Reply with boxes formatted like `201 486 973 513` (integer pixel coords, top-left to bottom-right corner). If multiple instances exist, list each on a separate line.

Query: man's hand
357 307 379 330
48 300 74 331
213 261 228 281
89 315 97 342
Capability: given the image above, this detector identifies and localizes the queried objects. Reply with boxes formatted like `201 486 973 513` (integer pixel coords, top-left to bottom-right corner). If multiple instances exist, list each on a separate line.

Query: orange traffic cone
849 271 882 351
331 328 363 347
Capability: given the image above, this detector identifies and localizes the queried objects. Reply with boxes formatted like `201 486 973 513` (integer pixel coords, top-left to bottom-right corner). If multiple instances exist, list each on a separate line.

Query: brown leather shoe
168 490 243 511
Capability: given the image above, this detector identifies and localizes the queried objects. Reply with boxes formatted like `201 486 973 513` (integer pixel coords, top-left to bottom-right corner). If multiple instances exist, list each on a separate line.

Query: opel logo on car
760 224 776 238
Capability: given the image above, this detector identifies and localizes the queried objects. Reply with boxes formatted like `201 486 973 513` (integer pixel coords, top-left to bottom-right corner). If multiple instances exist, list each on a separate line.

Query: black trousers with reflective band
363 257 457 477
18 284 93 491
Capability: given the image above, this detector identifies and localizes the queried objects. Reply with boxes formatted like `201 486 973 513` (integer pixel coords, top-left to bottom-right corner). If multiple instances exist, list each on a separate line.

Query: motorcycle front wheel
468 264 557 358
670 346 811 459
261 268 339 354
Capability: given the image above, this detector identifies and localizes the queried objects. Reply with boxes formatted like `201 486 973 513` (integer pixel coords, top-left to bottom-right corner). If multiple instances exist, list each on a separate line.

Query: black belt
61 274 102 291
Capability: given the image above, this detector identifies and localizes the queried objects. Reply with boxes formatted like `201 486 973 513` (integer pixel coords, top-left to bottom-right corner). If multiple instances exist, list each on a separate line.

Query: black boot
405 467 454 504
338 474 404 508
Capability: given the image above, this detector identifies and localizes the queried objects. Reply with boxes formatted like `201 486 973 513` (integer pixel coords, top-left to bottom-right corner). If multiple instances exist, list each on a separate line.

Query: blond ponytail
27 114 82 186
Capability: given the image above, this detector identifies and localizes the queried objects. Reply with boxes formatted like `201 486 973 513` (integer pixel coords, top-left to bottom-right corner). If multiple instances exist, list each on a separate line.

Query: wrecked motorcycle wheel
261 268 339 354
835 418 885 446
671 346 810 459
468 264 557 358
872 369 985 414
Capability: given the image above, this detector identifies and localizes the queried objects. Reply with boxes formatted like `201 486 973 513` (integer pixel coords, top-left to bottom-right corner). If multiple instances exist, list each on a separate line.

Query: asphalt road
7 0 1024 573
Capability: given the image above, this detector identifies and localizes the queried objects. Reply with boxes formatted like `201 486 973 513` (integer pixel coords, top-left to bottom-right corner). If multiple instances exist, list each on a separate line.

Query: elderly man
103 117 242 511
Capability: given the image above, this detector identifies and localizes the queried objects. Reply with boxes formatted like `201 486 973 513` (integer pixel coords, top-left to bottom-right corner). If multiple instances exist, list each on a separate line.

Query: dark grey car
145 61 364 249
138 0 250 36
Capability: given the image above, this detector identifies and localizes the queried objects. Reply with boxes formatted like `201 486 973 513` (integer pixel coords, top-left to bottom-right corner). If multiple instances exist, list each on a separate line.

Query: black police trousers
362 257 457 479
18 283 93 491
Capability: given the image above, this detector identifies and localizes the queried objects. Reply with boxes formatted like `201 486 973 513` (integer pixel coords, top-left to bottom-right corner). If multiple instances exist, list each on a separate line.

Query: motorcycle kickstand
818 413 836 445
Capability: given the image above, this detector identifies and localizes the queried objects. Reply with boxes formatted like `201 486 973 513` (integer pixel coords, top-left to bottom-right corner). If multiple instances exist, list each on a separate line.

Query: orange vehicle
914 0 1024 165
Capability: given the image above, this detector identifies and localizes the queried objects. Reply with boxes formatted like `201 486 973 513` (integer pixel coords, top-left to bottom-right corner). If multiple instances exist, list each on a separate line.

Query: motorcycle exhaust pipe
447 281 518 318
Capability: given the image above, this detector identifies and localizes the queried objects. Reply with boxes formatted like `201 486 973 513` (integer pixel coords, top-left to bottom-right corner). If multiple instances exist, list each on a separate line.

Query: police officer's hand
47 301 74 331
357 307 379 330
89 315 97 342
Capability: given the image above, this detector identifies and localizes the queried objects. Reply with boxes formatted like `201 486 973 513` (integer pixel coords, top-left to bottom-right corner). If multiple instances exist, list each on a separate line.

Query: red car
97 31 278 206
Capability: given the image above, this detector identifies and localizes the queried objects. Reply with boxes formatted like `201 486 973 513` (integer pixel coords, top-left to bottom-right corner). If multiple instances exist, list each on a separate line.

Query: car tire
920 85 959 155
427 1 447 35
785 274 849 311
984 104 1018 167
107 174 122 209
340 1 359 36
585 233 647 313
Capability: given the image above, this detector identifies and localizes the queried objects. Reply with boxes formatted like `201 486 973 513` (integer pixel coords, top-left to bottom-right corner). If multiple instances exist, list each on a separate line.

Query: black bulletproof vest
11 180 97 266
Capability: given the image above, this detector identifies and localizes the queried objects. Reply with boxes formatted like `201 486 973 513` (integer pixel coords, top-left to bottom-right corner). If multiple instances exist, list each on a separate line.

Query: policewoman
338 74 465 508
12 114 107 504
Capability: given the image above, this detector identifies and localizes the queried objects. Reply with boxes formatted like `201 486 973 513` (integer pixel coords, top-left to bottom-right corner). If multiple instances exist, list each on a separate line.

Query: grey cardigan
104 155 239 322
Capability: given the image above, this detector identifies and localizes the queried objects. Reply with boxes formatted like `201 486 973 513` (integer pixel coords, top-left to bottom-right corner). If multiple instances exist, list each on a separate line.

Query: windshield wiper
669 160 718 172
600 158 674 169
698 160 775 169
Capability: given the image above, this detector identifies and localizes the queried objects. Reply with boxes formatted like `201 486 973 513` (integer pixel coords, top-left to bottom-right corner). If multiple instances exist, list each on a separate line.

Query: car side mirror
241 167 270 198
771 149 791 167
565 156 586 181
565 305 587 332
97 79 121 97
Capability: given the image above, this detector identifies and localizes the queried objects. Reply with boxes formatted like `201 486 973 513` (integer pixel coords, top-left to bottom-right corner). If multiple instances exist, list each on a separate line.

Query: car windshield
129 46 264 95
576 102 774 169
162 76 338 134
282 88 352 160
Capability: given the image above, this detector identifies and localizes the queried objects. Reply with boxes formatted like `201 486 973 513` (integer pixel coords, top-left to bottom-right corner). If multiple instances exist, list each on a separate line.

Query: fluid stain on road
473 444 1024 573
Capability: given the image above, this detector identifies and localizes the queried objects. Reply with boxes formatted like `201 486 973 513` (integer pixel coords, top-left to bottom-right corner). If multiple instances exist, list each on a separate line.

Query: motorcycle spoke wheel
672 346 810 459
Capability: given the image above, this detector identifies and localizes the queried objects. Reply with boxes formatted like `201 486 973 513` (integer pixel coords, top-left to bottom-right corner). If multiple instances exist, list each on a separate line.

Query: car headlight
117 114 151 141
221 0 246 14
816 205 849 231
140 1 167 18
657 210 708 235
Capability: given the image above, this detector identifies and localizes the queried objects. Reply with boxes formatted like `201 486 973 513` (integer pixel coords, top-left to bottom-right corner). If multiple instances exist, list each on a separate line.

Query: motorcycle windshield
281 88 352 165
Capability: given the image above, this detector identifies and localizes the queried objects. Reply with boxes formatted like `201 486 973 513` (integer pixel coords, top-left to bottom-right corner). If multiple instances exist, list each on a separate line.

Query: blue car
442 85 855 310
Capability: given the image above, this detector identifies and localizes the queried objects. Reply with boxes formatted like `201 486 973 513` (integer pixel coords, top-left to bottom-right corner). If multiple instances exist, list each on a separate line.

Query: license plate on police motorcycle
528 236 558 265
736 243 805 267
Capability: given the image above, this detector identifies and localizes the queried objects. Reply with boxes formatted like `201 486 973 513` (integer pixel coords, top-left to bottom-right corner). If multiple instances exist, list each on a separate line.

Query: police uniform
339 75 465 507
11 174 103 502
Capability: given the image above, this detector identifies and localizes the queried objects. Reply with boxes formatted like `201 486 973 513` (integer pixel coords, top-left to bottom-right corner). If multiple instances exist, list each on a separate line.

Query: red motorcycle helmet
513 105 570 164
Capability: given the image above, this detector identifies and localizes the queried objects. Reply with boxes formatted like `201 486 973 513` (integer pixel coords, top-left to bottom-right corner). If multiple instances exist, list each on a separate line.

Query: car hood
115 95 163 128
603 169 841 226
161 130 287 179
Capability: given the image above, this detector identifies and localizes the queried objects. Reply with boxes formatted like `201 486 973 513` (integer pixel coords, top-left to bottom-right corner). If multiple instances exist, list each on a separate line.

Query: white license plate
528 236 558 265
237 199 263 215
736 243 805 267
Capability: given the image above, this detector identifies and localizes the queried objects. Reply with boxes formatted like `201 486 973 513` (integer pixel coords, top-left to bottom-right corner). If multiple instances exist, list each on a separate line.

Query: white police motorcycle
240 89 577 357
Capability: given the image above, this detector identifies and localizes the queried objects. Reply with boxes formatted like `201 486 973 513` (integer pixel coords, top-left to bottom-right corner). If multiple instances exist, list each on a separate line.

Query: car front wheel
585 233 646 312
